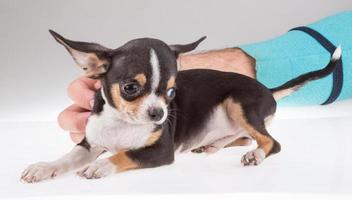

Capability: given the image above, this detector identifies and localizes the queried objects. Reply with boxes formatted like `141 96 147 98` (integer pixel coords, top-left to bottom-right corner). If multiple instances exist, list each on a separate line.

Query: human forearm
178 47 256 78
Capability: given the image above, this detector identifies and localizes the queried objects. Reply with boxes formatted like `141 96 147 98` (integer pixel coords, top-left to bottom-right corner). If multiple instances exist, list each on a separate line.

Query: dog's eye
166 87 176 99
122 83 140 95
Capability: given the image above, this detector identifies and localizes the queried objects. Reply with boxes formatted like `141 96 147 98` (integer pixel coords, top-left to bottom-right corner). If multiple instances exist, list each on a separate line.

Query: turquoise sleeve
240 11 352 106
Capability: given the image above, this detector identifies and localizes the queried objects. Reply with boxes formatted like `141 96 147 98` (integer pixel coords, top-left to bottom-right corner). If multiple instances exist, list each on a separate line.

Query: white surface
1 101 352 198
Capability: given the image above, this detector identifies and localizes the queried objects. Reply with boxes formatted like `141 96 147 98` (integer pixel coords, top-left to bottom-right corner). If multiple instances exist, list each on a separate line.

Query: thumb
70 132 85 144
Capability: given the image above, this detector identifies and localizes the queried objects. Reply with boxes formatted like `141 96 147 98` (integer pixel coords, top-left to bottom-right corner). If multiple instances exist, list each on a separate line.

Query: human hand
57 77 101 143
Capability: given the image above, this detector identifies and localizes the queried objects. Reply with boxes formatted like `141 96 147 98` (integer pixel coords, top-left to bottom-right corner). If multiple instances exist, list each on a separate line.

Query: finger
67 77 99 110
58 104 91 133
70 132 85 144
94 80 101 90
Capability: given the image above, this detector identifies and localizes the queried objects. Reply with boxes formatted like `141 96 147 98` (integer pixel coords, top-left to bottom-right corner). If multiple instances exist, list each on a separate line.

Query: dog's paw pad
191 145 220 154
77 159 115 179
241 149 265 166
21 162 59 183
191 146 207 153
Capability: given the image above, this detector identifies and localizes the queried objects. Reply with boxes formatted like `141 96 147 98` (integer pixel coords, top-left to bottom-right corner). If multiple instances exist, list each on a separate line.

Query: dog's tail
271 46 342 101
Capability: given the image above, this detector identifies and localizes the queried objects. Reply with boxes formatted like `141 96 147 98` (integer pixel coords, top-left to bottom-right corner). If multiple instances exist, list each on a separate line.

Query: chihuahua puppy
21 30 341 183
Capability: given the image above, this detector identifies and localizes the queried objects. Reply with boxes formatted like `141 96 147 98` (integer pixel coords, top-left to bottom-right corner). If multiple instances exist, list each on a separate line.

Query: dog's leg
222 127 253 149
77 149 174 179
225 137 253 148
77 130 174 179
21 138 104 183
192 135 251 154
223 98 280 166
222 128 253 149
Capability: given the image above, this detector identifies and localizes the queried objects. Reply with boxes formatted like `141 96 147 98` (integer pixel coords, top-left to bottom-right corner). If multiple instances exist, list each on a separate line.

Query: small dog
21 30 341 183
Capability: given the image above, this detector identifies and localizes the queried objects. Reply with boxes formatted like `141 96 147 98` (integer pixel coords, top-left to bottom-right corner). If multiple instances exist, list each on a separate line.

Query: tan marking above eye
110 83 147 116
134 73 147 87
166 76 176 90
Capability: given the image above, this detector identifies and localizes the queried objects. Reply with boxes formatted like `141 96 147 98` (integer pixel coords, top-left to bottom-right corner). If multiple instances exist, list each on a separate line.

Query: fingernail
89 100 94 109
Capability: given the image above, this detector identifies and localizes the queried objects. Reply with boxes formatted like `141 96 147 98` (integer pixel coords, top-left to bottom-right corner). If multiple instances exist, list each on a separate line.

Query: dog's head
50 30 205 125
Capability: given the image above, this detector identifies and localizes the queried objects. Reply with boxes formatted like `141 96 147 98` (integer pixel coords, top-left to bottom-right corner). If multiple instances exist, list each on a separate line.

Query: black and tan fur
21 30 341 183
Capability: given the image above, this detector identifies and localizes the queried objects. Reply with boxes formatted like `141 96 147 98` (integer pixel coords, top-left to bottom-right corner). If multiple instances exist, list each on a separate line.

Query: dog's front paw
241 148 265 166
77 159 116 179
21 162 61 183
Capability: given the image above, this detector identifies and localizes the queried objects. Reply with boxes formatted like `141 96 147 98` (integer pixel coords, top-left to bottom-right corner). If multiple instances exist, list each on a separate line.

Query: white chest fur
85 92 155 153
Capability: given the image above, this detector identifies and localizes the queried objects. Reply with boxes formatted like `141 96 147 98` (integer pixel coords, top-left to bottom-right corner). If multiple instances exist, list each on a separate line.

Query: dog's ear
49 30 112 79
169 36 206 58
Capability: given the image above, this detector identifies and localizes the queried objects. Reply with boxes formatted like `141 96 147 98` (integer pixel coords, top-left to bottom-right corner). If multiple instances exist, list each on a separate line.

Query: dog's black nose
148 107 164 122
